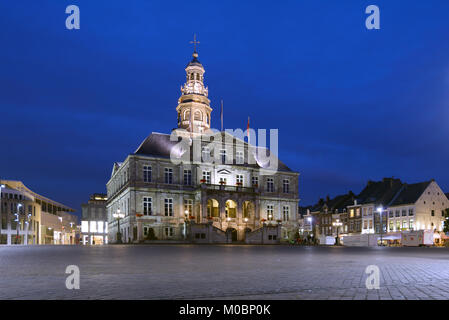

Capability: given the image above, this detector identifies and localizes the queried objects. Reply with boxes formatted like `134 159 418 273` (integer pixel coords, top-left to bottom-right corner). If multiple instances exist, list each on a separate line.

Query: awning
382 234 402 240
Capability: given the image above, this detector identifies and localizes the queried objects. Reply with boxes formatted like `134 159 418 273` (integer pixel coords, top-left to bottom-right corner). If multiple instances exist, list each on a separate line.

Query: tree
443 209 449 234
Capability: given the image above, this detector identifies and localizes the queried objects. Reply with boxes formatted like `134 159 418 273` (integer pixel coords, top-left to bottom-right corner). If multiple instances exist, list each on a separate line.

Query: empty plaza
1 245 449 300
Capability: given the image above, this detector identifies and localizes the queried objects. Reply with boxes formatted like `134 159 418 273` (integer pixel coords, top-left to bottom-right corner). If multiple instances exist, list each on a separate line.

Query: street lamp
377 206 384 246
112 209 125 244
183 210 189 240
332 219 343 246
16 203 22 245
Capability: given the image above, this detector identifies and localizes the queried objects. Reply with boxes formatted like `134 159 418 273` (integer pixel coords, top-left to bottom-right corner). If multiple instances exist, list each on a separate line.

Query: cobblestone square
1 245 449 300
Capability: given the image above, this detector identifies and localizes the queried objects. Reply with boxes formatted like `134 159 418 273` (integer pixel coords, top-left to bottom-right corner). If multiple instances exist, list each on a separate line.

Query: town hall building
106 47 300 244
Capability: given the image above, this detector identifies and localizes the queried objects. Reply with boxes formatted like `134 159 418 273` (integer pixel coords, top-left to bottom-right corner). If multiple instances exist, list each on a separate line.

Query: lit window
81 221 88 233
90 221 97 233
98 221 104 233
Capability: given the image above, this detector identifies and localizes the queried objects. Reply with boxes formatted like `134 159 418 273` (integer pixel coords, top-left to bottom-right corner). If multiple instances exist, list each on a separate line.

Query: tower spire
176 38 212 134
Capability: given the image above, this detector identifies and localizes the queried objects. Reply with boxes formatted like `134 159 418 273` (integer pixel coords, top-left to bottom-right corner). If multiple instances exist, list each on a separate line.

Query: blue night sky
1 0 449 216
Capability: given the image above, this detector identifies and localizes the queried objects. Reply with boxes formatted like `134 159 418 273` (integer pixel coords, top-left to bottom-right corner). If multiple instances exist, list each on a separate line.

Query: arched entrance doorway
226 228 238 242
225 200 237 218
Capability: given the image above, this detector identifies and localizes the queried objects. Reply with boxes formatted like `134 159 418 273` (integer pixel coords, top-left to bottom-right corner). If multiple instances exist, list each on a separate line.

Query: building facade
310 178 449 245
81 194 108 245
106 49 300 243
0 180 77 245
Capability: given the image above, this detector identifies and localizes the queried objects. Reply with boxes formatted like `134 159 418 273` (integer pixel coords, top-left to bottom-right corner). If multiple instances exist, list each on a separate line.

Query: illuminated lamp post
113 209 125 244
377 206 384 246
332 219 343 246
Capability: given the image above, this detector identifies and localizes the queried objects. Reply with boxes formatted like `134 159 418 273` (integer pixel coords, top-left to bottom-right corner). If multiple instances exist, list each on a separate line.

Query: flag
220 100 224 131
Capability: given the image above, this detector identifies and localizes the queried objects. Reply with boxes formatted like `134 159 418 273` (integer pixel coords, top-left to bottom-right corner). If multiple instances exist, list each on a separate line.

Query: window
164 168 173 184
389 211 393 218
202 171 211 184
90 221 97 233
164 198 173 216
408 209 414 216
283 179 290 193
396 220 401 231
183 170 192 186
219 177 227 185
409 220 414 230
98 221 104 233
81 221 88 233
143 166 152 182
402 210 406 217
402 220 407 229
395 210 400 217
282 206 290 221
267 205 274 220
236 175 243 185
363 220 368 229
184 199 193 216
266 178 274 192
350 209 354 218
356 208 360 217
369 220 373 229
389 221 394 231
202 146 211 163
164 227 174 237
143 197 152 216
252 176 259 187
236 150 244 164
431 210 435 217
219 149 226 164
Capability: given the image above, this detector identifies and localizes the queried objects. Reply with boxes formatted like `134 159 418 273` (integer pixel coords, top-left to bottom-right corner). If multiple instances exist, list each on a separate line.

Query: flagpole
247 116 250 145
221 100 224 132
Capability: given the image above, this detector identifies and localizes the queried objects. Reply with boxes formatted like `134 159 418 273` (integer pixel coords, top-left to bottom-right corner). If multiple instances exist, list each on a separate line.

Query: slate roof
134 132 294 172
389 181 433 206
356 178 403 206
310 192 354 213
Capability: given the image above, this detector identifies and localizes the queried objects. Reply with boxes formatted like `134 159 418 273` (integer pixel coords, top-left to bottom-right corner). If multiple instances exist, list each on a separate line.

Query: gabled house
386 180 448 233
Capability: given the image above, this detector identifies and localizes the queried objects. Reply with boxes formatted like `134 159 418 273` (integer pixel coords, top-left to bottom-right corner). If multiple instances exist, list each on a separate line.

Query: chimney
354 199 358 205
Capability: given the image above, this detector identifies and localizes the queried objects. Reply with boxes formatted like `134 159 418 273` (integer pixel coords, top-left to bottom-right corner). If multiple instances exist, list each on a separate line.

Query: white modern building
81 194 108 245
0 180 77 245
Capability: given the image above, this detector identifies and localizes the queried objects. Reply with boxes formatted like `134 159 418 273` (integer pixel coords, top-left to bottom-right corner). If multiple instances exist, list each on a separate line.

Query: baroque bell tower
176 35 212 133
